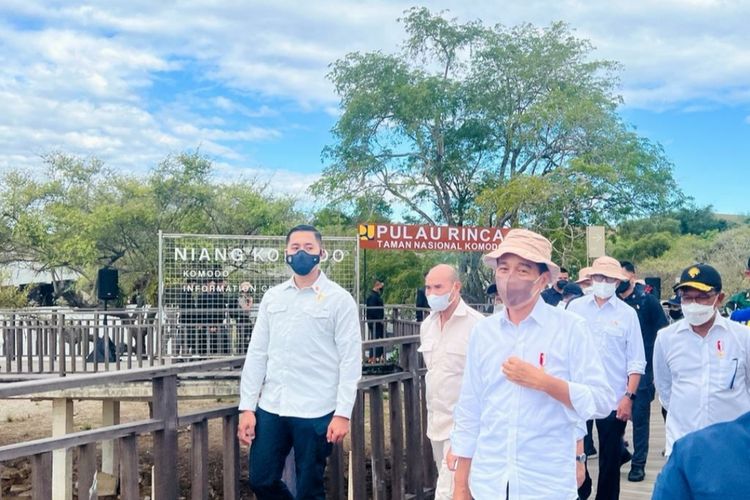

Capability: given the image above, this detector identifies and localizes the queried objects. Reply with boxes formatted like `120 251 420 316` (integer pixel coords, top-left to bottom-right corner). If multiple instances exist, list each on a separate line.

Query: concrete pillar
102 400 121 475
52 398 73 500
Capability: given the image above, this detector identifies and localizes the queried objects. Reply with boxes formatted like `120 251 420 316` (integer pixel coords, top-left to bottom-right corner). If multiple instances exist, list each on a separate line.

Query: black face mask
616 280 631 296
669 309 683 321
556 280 568 290
285 250 320 276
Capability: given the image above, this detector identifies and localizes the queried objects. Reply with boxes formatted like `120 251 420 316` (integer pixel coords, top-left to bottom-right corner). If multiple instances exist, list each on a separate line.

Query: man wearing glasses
653 263 750 458
567 256 646 500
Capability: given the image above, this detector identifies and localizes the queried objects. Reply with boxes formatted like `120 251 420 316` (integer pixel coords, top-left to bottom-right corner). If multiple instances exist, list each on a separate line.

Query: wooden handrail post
32 451 53 500
152 375 178 499
222 413 240 499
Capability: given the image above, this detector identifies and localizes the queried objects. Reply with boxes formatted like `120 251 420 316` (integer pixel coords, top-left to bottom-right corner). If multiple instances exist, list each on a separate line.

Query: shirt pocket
418 340 434 369
440 343 468 375
717 357 741 391
302 306 333 335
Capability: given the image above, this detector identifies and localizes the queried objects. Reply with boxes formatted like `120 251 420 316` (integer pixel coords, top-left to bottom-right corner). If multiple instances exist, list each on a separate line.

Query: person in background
486 283 504 314
365 279 386 361
652 410 750 500
451 229 613 500
559 282 584 309
653 263 750 459
616 260 669 482
567 256 646 500
541 266 570 306
418 264 484 500
661 295 683 323
237 224 362 500
722 256 750 316
576 267 593 296
416 272 429 322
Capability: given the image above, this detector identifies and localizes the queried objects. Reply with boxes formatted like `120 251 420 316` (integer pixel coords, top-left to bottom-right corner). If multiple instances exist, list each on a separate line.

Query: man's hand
502 356 548 391
445 446 459 472
326 416 350 444
616 396 633 421
237 410 256 446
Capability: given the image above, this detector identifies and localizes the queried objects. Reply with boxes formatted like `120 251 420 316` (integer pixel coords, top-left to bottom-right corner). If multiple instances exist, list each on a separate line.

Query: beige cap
589 256 629 281
482 228 560 281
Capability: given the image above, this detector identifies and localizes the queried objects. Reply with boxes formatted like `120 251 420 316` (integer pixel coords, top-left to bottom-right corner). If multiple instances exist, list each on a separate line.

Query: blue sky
1 1 748 215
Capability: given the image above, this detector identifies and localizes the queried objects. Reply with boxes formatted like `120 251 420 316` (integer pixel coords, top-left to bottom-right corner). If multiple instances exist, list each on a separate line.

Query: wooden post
101 400 120 476
52 398 73 500
152 375 178 500
369 386 386 500
222 413 240 499
191 420 209 500
402 343 424 499
77 443 97 500
388 381 404 500
350 392 367 500
32 452 53 500
119 435 139 500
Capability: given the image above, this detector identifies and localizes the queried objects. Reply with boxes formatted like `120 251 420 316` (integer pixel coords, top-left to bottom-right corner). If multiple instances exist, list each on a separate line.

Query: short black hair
747 257 750 269
620 261 636 273
286 224 323 245
538 263 549 274
559 267 569 274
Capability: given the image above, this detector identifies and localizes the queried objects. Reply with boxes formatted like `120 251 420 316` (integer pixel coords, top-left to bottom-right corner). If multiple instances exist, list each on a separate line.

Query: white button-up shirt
567 294 646 407
419 299 485 441
451 298 614 500
653 314 750 456
239 271 362 418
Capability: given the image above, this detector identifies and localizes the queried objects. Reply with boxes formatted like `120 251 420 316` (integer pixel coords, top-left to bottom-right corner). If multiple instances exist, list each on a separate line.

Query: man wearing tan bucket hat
567 256 646 500
450 229 614 500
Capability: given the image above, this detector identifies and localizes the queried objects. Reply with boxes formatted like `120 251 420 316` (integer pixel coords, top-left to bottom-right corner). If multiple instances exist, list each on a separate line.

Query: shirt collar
500 296 548 327
283 270 328 291
675 311 729 336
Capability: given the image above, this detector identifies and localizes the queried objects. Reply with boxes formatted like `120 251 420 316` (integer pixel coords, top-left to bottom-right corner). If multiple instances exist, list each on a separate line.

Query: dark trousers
249 407 333 500
584 419 595 454
631 380 655 467
368 321 385 358
594 411 627 500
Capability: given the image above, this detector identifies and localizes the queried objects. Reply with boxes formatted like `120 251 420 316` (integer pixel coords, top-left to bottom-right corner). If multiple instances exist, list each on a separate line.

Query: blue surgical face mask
286 250 320 276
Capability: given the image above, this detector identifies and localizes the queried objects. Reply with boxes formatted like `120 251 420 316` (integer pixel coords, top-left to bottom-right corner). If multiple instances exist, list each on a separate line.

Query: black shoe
620 448 632 466
628 466 645 482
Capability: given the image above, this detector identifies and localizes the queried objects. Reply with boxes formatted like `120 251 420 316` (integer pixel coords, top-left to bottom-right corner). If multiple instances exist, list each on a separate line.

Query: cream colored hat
589 256 629 281
482 229 561 281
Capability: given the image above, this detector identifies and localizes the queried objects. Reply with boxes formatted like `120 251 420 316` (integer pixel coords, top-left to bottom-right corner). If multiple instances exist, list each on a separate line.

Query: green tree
0 152 299 306
314 8 681 294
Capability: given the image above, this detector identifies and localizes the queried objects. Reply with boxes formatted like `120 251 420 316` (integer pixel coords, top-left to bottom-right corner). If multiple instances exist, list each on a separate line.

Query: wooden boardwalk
586 402 666 499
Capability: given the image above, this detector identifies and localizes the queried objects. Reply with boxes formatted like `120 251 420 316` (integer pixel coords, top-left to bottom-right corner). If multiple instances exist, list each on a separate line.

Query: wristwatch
625 391 637 401
576 454 587 464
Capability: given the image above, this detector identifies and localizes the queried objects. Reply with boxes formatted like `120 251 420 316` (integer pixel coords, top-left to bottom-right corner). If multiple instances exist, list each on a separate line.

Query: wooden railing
0 358 245 499
0 333 434 499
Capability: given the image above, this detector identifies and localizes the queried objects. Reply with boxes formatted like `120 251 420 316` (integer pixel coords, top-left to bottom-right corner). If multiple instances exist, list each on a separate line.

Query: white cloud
2 0 750 194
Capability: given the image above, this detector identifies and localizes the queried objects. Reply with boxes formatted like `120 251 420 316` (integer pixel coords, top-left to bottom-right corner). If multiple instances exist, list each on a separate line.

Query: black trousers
594 411 627 500
249 408 334 500
631 380 655 467
368 320 385 358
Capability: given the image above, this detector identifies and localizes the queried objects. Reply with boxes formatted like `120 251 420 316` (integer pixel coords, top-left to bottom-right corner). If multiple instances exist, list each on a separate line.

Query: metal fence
158 232 359 358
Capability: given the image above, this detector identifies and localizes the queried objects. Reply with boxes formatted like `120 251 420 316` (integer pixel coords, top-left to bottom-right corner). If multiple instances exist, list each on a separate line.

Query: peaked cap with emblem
673 263 722 293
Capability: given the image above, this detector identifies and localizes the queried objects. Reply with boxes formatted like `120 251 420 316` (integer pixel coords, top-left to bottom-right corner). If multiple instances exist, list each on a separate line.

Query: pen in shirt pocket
539 352 545 371
729 358 739 390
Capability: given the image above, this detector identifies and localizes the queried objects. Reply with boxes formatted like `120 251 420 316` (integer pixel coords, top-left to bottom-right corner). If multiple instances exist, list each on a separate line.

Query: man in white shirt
568 256 646 500
418 264 484 500
566 256 646 500
451 229 614 500
236 224 362 499
653 263 750 458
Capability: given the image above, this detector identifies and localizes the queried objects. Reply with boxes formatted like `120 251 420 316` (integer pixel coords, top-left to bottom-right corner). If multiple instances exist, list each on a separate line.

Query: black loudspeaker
645 277 661 299
97 268 119 301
